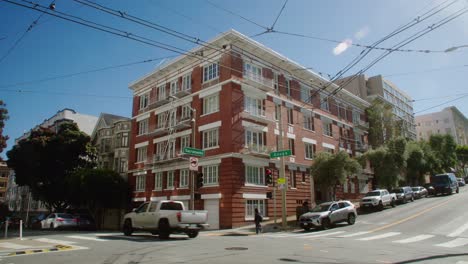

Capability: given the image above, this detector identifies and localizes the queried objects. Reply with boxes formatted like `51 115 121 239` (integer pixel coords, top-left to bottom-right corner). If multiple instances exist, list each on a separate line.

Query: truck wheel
321 218 331 230
456 188 459 194
347 214 356 225
159 220 170 240
187 231 199 238
303 226 311 231
123 219 133 236
391 199 396 208
378 202 384 211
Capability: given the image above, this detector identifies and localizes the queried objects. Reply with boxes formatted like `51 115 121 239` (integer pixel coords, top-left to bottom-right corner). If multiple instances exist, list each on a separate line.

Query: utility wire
384 65 468 77
0 56 175 90
270 0 288 30
414 94 468 114
412 93 468 102
205 0 268 30
0 88 131 99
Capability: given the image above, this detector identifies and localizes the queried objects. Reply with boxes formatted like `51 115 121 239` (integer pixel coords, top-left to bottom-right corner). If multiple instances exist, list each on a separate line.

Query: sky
0 0 467 159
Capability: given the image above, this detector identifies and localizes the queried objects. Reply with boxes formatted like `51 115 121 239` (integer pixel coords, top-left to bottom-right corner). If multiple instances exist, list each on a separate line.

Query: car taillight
176 212 181 222
73 218 78 222
56 218 64 222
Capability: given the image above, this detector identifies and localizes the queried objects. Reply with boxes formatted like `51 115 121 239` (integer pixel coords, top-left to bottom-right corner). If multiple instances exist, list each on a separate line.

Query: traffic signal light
265 169 273 185
197 172 204 189
266 192 273 199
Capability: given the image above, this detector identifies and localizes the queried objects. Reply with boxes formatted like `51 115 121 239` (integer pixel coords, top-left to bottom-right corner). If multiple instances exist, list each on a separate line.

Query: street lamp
444 45 468 53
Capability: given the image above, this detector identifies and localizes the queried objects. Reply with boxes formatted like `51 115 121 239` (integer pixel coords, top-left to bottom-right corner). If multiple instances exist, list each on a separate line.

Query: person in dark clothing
254 208 263 234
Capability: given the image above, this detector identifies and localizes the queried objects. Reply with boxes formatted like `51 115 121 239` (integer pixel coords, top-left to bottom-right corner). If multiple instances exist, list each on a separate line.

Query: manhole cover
225 247 248 251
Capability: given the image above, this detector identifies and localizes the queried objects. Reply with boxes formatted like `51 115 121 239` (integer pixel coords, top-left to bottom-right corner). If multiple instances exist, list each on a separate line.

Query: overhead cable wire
205 0 268 30
0 88 132 99
414 94 468 114
384 65 468 77
270 0 288 30
412 93 468 102
0 56 176 90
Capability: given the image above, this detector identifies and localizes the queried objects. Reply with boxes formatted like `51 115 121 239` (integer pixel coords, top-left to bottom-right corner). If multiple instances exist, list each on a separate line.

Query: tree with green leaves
429 134 457 173
6 123 96 212
456 145 468 176
366 99 396 148
0 100 9 157
311 151 361 201
405 141 429 185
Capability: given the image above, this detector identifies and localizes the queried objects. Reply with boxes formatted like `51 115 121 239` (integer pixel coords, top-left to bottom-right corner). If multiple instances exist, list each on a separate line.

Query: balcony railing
146 152 182 164
243 72 274 90
171 87 191 98
148 96 170 109
244 144 269 156
354 119 369 129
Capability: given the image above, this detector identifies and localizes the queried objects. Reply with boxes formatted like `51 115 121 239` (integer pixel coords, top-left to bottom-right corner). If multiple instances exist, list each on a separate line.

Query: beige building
339 75 416 140
415 106 468 145
91 113 131 178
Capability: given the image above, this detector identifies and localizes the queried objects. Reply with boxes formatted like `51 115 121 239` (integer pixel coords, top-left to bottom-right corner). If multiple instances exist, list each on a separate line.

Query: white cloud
333 39 353 55
354 26 370 40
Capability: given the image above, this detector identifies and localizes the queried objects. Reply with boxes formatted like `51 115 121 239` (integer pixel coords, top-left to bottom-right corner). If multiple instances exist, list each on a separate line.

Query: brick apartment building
128 30 371 229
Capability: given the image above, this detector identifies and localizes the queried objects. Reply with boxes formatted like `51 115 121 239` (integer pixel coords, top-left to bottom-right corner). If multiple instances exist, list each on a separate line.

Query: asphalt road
2 187 468 264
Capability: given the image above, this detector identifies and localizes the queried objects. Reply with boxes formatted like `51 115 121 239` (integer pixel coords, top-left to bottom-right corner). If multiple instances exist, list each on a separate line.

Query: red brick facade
128 31 370 229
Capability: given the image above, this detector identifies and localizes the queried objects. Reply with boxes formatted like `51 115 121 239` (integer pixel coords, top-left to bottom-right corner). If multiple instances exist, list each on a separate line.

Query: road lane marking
392 234 434 243
337 231 372 238
34 238 77 245
66 235 109 241
448 222 468 237
357 232 400 241
369 197 456 233
435 238 468 248
304 231 345 238
0 243 30 249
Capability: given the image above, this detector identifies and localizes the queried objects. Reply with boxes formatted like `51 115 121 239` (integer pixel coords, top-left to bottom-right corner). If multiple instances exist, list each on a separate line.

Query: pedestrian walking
254 208 263 234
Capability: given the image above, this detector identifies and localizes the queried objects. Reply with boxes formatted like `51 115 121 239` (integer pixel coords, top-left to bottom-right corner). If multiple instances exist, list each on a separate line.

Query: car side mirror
132 208 137 213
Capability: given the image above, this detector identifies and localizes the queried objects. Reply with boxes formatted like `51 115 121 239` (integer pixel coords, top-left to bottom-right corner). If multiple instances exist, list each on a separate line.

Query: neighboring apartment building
8 108 98 217
91 113 131 178
339 74 416 140
415 106 468 145
0 162 10 203
128 30 371 229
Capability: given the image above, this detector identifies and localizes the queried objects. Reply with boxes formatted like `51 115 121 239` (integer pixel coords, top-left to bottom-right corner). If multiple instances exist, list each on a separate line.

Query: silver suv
299 201 357 231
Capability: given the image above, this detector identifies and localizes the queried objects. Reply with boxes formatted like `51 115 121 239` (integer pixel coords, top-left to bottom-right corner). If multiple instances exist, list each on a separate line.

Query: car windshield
365 191 381 197
412 187 419 191
392 189 403 193
57 214 74 219
311 204 331 212
432 176 449 184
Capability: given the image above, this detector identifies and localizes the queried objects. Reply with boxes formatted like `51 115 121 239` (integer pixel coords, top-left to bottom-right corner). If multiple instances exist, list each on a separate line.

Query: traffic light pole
190 109 197 210
276 92 287 230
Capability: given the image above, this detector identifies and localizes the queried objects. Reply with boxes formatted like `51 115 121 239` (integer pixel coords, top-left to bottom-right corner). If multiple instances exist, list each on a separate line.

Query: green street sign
183 147 205 157
270 149 292 158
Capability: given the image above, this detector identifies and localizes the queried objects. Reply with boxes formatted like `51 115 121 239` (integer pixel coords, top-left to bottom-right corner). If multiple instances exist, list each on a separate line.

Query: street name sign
270 149 292 158
183 147 205 157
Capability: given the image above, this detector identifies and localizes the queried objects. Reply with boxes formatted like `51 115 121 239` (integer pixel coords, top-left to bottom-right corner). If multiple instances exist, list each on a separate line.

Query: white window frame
300 85 310 102
352 110 360 124
139 93 149 110
166 171 175 190
243 62 262 82
158 84 166 101
323 121 333 137
170 80 178 95
203 93 219 115
304 114 314 131
157 112 166 129
136 146 147 163
180 169 189 188
182 73 191 91
203 62 219 82
155 142 165 158
305 143 316 160
180 135 190 150
245 165 265 185
137 119 149 135
320 94 329 111
203 165 219 186
245 129 265 152
181 104 192 120
154 172 162 191
245 199 265 219
202 128 219 149
285 77 291 96
244 96 265 117
167 140 176 159
135 174 146 192
121 132 129 147
169 109 177 127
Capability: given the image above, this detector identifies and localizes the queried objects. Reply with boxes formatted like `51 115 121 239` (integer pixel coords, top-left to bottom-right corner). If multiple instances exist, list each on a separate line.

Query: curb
2 245 73 257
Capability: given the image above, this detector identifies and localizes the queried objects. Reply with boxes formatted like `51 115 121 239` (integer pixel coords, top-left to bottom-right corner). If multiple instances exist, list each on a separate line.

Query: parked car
30 214 47 230
423 183 435 196
360 189 396 211
74 214 96 231
431 173 459 195
411 186 428 199
391 187 414 204
122 200 208 239
299 201 357 231
457 178 466 187
41 213 78 230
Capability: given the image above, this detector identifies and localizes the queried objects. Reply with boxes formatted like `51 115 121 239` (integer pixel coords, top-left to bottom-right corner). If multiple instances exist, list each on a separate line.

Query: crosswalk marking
392 234 434 244
34 238 77 245
337 231 371 238
304 231 345 238
0 242 30 249
448 222 468 237
435 238 468 248
357 232 401 241
66 235 109 242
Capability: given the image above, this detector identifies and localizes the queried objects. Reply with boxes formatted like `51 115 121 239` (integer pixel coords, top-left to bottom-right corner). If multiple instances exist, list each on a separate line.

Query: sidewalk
0 237 73 257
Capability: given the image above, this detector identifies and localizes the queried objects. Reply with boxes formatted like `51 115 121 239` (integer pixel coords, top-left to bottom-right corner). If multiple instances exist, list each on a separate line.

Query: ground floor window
135 174 146 191
245 199 266 219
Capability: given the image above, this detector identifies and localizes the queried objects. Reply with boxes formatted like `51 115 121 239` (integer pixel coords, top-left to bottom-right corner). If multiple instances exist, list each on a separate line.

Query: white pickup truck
122 200 208 239
360 189 396 211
